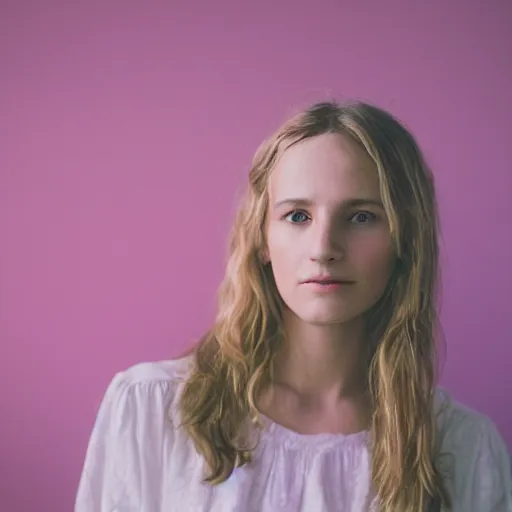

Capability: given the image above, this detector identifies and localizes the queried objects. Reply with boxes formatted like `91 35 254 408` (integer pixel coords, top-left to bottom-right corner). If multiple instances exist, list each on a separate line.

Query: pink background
1 1 511 510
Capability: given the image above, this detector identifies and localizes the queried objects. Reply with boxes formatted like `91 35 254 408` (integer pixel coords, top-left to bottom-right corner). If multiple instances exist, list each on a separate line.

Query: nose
308 220 345 263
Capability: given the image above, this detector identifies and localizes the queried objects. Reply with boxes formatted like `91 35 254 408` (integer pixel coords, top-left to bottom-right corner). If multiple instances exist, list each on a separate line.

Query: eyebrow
273 197 384 210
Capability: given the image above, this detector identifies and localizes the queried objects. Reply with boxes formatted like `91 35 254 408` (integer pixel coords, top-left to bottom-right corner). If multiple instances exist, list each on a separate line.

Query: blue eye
350 211 376 224
285 210 309 223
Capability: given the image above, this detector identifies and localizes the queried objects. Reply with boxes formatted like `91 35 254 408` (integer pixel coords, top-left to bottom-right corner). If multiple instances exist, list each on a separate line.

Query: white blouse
75 356 512 512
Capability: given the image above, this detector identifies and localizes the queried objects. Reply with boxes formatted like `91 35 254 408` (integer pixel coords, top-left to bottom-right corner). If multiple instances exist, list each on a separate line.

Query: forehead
269 133 379 203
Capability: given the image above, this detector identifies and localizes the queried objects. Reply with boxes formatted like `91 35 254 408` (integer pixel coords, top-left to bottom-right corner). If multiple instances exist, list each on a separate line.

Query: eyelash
283 210 377 224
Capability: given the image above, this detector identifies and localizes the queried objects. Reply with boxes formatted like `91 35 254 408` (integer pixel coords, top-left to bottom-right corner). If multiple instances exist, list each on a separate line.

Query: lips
302 277 354 284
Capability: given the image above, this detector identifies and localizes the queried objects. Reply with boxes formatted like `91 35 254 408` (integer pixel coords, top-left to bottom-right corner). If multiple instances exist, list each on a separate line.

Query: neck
271 308 370 402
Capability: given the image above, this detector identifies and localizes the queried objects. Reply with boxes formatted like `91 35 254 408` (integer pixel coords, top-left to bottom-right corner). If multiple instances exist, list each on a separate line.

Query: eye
349 211 376 224
284 210 310 223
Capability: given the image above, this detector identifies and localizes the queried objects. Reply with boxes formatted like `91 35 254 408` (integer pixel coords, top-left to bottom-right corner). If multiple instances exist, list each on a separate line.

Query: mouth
301 278 355 285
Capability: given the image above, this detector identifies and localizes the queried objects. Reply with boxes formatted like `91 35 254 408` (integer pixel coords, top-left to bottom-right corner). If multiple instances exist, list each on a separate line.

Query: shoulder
98 354 196 426
434 388 512 511
434 387 509 458
112 354 195 387
75 355 197 510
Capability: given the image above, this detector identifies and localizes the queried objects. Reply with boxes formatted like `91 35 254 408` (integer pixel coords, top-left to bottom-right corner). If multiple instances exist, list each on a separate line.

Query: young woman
75 101 512 511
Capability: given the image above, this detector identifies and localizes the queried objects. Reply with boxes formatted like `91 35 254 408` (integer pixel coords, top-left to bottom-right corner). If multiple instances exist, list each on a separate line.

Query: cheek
266 228 301 286
267 225 295 264
351 235 395 281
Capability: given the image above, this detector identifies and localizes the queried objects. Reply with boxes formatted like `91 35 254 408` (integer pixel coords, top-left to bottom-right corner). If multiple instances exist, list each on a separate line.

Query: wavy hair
177 100 451 511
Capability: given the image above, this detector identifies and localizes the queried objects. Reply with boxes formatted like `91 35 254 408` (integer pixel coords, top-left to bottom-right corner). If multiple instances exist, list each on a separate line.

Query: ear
260 247 270 264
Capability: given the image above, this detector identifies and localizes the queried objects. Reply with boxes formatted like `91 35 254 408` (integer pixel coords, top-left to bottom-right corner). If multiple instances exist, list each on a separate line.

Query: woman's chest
160 437 376 512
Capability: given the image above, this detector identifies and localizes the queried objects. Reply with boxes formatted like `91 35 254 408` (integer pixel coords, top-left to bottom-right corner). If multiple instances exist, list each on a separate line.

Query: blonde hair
178 100 451 511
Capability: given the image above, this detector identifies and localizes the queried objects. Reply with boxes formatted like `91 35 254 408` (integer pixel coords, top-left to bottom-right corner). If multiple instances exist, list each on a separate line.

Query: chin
296 308 363 326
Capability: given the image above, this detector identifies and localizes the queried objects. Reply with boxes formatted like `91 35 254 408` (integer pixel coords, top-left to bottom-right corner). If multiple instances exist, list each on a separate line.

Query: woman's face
265 132 395 326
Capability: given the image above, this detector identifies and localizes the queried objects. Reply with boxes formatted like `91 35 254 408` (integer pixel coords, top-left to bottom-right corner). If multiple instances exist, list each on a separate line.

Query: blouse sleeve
74 370 173 512
443 412 512 512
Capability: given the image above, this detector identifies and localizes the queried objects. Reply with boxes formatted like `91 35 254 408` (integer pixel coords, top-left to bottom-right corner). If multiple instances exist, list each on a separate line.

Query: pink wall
1 1 511 510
